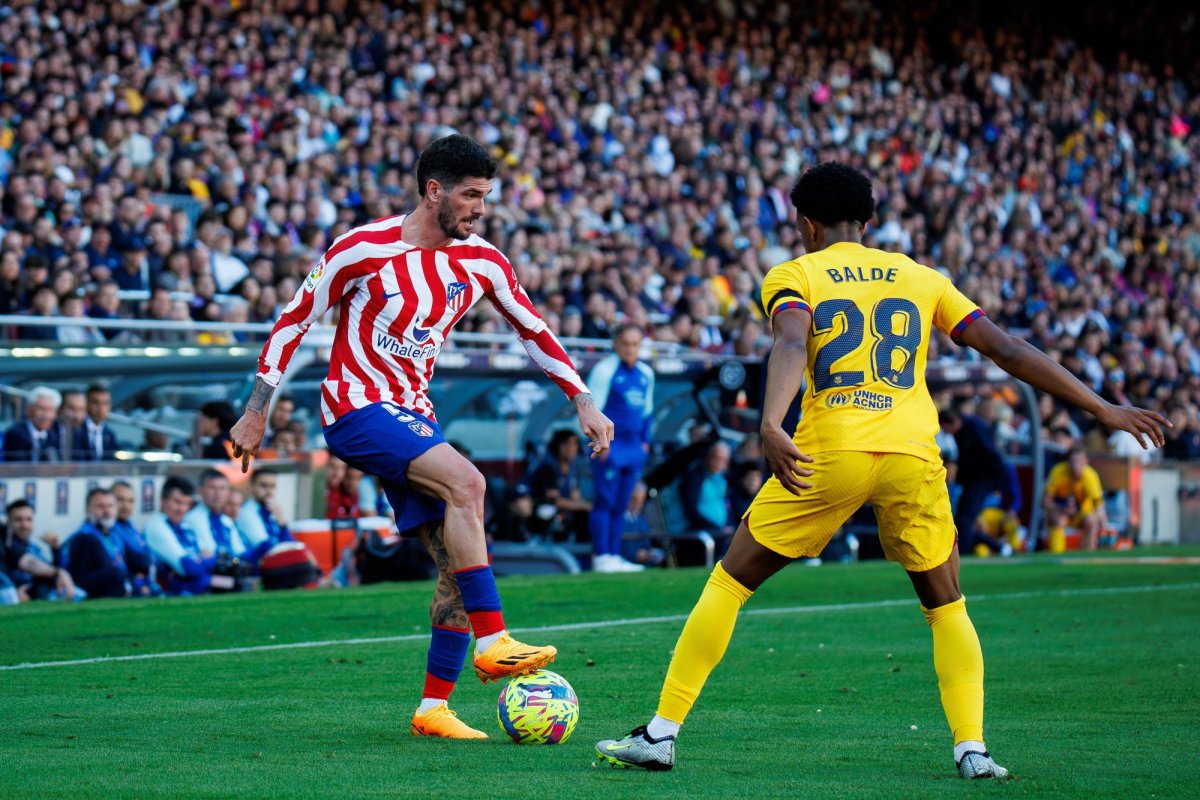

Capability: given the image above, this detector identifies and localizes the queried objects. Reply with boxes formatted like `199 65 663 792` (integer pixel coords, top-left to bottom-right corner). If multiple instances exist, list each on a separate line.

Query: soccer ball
496 669 579 744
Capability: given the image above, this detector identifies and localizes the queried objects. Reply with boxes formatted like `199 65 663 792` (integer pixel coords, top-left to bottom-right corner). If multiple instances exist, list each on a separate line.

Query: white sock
417 698 446 714
475 629 506 655
646 715 681 739
954 740 986 762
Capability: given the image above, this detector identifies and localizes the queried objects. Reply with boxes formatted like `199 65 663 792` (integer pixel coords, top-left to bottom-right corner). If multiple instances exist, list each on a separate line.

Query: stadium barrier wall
0 460 308 551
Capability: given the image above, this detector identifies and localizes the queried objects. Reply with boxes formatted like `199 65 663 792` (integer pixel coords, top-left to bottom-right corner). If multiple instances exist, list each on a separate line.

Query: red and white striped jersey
256 214 588 425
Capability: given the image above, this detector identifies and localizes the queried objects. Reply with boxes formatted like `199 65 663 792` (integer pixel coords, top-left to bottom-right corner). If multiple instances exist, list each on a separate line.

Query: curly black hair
789 162 875 227
416 134 497 196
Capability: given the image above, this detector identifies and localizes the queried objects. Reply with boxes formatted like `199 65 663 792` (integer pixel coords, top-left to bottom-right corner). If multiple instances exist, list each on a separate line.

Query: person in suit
3 386 65 462
73 384 121 461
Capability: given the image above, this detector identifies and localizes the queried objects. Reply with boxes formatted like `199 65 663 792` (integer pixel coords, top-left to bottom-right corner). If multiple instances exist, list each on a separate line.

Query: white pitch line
2 581 1198 672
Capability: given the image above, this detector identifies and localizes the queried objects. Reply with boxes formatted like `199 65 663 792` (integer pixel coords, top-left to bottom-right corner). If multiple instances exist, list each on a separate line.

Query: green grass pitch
3 548 1199 799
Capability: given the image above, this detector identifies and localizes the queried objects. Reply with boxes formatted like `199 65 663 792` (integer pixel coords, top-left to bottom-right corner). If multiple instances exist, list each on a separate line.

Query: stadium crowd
0 0 1197 463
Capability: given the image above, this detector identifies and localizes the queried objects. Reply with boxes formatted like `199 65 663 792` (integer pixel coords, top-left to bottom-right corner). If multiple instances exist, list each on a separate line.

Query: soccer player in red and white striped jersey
231 135 614 739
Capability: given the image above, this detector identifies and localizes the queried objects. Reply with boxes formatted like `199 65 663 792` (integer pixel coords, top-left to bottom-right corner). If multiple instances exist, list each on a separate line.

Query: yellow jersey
760 241 982 463
1044 462 1104 514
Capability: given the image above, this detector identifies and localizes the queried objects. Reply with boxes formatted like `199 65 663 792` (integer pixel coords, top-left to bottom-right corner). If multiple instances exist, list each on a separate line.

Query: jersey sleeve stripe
766 288 806 315
950 308 986 344
771 300 810 317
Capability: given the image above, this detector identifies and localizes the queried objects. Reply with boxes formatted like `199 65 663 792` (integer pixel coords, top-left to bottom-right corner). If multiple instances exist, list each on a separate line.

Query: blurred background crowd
0 0 1197 462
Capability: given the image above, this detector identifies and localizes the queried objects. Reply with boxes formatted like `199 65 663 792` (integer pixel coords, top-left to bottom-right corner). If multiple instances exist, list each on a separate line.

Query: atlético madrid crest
446 281 469 311
409 421 434 437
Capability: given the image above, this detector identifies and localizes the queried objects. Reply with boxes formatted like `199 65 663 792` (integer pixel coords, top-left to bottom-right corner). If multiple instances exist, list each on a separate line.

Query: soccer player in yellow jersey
1043 446 1107 550
596 162 1169 778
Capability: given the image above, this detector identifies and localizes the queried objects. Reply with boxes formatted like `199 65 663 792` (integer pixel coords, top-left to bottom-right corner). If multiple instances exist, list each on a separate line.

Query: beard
436 196 474 241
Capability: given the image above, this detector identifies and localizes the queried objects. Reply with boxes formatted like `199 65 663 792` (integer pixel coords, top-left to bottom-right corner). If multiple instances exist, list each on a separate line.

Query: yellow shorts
744 450 954 572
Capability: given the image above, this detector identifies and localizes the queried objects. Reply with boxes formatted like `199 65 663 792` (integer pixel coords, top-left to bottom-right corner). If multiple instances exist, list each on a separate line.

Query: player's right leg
407 442 556 681
873 454 1009 779
598 458 863 771
596 523 792 770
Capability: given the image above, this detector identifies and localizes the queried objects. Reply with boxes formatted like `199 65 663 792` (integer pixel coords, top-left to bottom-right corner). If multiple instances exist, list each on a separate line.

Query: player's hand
55 568 75 602
1094 403 1171 449
230 410 268 473
41 533 60 549
573 394 614 460
761 424 814 495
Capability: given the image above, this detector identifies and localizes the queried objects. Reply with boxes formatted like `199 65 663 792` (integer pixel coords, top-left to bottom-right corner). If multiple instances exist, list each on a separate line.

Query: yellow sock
656 562 753 724
1048 526 1066 553
923 596 985 745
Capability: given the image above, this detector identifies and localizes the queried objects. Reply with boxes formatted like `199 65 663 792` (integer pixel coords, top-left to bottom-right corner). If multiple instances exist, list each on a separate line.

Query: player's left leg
875 454 1008 779
409 520 486 739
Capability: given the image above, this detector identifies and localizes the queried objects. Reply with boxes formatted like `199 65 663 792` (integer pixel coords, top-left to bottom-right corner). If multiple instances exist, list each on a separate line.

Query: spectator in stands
1 499 77 602
324 457 361 519
196 400 238 459
238 469 295 554
74 384 121 461
620 482 665 567
65 487 149 599
727 459 766 528
144 476 212 595
264 395 297 448
3 386 65 462
110 480 157 594
1044 447 1108 552
58 389 87 461
184 469 251 563
1163 407 1200 462
680 440 733 537
528 429 592 543
57 292 105 344
938 409 1014 556
489 483 534 543
587 324 654 573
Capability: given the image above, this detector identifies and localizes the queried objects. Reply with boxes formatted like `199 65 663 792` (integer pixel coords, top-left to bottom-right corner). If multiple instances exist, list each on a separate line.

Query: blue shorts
323 402 446 533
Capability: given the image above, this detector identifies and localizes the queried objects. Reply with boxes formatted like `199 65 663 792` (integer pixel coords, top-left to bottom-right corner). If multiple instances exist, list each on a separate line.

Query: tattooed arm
230 377 276 473
419 521 468 629
572 392 614 460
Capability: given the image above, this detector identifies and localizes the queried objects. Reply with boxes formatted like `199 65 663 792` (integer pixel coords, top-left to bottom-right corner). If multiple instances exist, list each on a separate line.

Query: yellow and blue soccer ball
496 669 579 744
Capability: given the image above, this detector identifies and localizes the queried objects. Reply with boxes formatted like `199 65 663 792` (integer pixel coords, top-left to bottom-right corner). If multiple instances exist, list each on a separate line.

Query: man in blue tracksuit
587 324 654 573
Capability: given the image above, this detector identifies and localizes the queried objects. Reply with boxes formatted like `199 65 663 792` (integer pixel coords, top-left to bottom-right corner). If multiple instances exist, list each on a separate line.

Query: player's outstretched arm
959 317 1170 449
761 308 815 496
230 377 274 473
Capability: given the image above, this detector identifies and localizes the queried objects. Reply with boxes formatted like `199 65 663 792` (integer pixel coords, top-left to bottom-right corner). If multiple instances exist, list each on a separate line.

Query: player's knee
445 468 486 510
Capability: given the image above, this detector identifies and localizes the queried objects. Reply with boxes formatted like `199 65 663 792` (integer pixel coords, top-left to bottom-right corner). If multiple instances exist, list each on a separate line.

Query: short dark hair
198 468 227 487
938 408 961 427
161 475 194 500
6 499 33 515
200 400 237 430
613 322 643 342
86 486 113 506
251 468 278 484
789 162 875 227
415 135 497 197
112 480 132 492
86 383 110 397
547 428 579 458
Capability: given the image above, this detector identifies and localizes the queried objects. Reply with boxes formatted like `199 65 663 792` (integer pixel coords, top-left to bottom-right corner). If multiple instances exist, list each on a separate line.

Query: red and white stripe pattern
256 215 588 425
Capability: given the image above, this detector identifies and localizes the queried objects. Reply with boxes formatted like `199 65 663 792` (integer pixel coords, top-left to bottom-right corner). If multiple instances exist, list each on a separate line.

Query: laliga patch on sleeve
303 259 326 292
